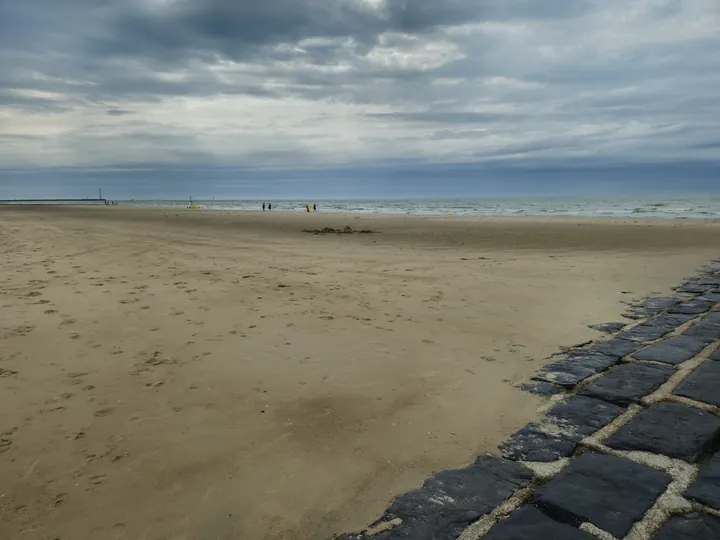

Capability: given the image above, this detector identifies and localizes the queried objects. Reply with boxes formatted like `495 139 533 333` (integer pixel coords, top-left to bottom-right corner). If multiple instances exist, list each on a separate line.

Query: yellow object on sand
187 205 202 209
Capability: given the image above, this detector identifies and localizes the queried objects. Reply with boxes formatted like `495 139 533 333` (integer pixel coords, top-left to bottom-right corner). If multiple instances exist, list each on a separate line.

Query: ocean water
123 196 720 219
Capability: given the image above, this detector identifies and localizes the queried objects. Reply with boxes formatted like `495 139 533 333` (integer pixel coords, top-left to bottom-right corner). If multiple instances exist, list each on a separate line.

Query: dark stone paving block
346 456 533 540
585 337 642 358
674 360 720 407
627 297 680 319
483 505 596 540
711 346 720 361
678 283 715 294
652 513 720 540
697 292 720 302
499 422 581 462
605 402 720 462
642 296 682 311
531 452 671 538
621 313 695 343
632 335 708 365
685 312 720 342
547 395 626 437
588 322 626 334
579 363 674 406
702 312 720 325
686 453 720 510
669 301 714 315
533 353 619 388
520 381 563 397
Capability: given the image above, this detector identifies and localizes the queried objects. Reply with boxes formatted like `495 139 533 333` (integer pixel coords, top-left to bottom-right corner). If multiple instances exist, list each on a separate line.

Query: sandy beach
1 206 719 540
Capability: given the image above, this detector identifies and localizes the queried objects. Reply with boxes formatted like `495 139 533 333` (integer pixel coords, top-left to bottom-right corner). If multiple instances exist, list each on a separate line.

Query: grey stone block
533 353 619 388
588 322 626 334
585 337 642 358
686 453 720 510
625 297 680 319
685 313 720 342
669 301 713 315
531 452 671 538
547 395 626 437
641 297 681 311
521 381 563 397
483 505 596 540
711 346 720 361
697 292 720 302
344 456 533 540
579 363 674 406
605 402 720 462
674 360 720 407
632 335 708 365
620 313 695 343
652 513 720 540
499 422 581 463
677 283 715 294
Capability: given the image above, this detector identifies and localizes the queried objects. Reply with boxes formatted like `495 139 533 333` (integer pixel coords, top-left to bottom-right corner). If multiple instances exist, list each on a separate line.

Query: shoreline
5 195 720 220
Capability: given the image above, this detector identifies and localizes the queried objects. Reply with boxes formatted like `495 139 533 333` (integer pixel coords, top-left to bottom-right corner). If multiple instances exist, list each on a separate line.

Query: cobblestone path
337 259 720 540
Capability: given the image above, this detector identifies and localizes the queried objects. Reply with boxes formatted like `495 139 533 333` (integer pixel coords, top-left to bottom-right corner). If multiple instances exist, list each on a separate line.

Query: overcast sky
1 0 718 198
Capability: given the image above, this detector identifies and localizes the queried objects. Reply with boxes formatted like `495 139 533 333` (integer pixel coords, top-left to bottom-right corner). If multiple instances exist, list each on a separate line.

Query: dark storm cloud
0 0 719 188
106 108 134 116
366 111 511 123
84 0 593 61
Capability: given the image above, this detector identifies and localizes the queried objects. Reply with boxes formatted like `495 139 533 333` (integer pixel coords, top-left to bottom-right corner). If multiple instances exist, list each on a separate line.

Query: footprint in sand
94 408 113 417
89 474 107 485
66 372 87 386
1 324 35 339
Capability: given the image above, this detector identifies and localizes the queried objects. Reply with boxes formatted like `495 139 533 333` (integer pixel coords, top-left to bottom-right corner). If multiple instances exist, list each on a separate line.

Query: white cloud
0 0 718 170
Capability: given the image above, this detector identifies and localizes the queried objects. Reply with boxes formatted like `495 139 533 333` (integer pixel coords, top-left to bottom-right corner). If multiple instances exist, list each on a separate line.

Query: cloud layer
0 0 718 194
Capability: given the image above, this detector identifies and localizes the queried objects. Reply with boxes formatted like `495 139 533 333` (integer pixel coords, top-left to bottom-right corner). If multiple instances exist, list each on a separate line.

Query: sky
0 0 718 199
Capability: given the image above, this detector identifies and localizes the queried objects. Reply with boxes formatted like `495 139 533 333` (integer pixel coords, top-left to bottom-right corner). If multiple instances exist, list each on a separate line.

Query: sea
122 196 720 220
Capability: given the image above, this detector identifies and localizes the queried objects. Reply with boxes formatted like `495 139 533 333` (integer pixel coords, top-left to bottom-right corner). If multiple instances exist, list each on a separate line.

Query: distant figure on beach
262 202 266 212
306 204 310 213
313 204 317 212
268 203 272 211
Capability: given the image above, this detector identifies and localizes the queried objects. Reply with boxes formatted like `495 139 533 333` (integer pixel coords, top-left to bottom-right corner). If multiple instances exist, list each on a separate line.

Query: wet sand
1 206 718 540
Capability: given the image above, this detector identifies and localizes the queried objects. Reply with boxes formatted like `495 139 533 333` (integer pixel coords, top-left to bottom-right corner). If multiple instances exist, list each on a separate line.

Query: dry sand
1 206 718 540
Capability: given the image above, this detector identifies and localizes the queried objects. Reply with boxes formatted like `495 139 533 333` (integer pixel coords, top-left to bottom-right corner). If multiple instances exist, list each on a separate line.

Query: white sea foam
124 196 720 219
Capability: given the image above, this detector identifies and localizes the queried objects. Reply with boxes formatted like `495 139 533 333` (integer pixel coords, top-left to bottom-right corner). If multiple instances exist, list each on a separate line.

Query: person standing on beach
262 202 266 212
268 203 272 211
